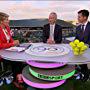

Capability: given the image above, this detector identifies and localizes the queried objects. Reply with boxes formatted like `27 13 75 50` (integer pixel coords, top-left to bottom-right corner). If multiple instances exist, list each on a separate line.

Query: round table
0 43 90 64
0 43 90 89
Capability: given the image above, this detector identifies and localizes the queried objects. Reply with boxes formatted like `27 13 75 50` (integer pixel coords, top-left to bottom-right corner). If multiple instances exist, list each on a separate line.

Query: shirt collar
81 21 88 26
50 23 55 26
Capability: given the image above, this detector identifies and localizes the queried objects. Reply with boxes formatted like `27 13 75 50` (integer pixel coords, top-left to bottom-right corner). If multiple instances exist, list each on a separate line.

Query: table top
0 43 90 64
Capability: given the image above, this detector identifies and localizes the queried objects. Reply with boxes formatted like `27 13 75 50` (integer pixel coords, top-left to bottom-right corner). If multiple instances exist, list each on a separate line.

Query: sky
0 0 90 20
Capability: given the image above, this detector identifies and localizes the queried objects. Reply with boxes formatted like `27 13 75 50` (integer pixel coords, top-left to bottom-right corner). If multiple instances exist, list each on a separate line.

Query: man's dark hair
78 9 89 18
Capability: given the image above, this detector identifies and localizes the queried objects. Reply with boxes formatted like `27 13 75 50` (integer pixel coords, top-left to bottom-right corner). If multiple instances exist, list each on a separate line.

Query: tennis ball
74 47 79 52
80 45 87 51
77 42 84 48
72 46 76 50
69 42 76 47
74 51 79 55
74 39 80 45
79 42 85 46
84 45 88 49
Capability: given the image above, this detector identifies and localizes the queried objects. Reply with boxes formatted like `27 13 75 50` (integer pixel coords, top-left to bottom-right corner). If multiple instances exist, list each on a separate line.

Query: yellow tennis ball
74 51 79 55
72 46 76 50
69 42 73 46
74 39 80 45
77 44 81 48
74 47 79 52
79 51 84 55
69 42 76 47
81 45 88 51
77 42 84 48
84 45 88 49
80 42 85 46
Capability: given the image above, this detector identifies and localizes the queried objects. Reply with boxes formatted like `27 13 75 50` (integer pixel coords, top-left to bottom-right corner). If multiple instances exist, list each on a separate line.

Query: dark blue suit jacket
43 24 62 43
75 22 90 46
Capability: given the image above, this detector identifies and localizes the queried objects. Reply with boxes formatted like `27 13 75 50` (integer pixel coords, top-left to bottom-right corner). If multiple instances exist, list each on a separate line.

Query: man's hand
47 38 55 44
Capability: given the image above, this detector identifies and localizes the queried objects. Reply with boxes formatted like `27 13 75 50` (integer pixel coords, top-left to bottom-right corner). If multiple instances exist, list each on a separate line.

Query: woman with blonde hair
0 12 19 48
0 12 24 88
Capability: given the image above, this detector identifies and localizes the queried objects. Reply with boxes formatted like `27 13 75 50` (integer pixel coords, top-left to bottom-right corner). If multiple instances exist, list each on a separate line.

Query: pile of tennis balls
69 39 88 55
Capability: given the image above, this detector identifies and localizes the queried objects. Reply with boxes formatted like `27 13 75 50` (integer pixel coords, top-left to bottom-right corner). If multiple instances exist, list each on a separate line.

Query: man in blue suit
76 9 90 82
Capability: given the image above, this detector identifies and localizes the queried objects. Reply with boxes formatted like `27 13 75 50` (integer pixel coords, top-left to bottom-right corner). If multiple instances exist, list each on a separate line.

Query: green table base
29 67 75 81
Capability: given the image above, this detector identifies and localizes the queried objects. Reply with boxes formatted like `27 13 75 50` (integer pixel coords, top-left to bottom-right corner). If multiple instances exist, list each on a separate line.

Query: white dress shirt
81 21 88 32
50 24 55 41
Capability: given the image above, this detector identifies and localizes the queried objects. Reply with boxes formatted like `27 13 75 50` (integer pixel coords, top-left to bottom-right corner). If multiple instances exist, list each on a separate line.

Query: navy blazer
75 22 90 46
43 24 62 43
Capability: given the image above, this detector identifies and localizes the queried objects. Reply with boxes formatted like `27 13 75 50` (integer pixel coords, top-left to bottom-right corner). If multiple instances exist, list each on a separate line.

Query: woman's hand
28 40 32 43
13 40 20 46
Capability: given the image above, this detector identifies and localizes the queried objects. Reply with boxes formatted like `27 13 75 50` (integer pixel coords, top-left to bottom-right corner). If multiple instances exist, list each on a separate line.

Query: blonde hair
0 12 9 23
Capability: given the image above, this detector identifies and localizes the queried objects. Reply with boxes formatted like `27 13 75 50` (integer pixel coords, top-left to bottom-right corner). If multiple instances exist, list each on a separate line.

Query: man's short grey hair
49 12 57 17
